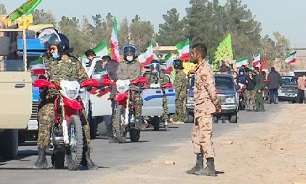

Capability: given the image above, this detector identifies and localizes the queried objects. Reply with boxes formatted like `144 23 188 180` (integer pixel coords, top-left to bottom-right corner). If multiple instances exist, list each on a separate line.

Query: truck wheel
0 129 18 160
229 113 238 123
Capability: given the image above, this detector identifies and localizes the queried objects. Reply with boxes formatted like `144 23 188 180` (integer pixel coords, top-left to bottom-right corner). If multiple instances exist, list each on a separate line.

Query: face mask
126 56 133 62
52 52 60 59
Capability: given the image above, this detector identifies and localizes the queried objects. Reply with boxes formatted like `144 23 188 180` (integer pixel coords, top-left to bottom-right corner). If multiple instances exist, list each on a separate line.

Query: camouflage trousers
172 96 186 122
191 114 215 158
162 93 169 121
37 101 91 148
244 90 256 110
112 91 142 135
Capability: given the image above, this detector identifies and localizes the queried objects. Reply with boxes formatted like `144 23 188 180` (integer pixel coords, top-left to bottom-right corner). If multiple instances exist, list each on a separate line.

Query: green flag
6 0 42 21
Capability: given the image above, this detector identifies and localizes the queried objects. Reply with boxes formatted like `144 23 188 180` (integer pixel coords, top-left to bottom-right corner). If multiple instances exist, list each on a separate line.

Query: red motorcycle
102 77 148 143
34 78 98 170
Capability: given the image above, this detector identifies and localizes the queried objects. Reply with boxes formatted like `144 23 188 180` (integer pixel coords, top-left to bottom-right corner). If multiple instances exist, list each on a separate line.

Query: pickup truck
0 29 32 159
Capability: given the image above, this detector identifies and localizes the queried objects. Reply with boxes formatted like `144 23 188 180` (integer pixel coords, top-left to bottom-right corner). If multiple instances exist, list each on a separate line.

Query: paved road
0 104 281 184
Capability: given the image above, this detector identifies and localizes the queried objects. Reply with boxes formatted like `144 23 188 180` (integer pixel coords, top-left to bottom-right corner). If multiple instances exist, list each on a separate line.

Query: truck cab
0 29 32 159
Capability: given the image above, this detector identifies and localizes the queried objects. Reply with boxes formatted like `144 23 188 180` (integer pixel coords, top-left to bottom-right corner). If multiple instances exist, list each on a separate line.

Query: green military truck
0 29 32 160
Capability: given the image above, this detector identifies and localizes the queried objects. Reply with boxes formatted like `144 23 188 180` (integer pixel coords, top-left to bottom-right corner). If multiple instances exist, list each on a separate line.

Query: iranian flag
176 39 190 61
110 17 120 62
30 59 45 75
161 53 174 74
284 51 297 64
94 40 108 58
252 54 261 68
138 42 154 67
236 57 249 68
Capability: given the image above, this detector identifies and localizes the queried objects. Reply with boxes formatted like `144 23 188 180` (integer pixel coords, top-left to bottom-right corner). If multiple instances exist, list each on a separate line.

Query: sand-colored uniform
192 61 219 158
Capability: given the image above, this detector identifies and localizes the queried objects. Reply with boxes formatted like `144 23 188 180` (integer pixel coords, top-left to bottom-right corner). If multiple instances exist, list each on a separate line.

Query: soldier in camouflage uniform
33 33 97 170
144 60 171 130
172 59 188 124
186 43 221 176
110 44 142 143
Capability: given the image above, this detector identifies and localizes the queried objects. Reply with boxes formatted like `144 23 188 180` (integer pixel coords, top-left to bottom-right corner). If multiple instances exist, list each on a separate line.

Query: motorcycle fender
63 98 83 110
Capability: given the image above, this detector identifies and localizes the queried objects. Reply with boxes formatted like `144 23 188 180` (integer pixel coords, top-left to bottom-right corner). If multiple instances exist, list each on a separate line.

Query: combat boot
81 146 98 170
186 153 203 174
194 157 216 176
33 147 48 169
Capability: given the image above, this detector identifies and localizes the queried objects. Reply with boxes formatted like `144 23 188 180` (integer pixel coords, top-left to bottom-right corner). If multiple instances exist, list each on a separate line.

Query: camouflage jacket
40 54 89 100
173 69 188 99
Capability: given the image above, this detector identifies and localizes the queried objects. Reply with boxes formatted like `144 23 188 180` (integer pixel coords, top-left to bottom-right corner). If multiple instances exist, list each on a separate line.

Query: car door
0 62 32 129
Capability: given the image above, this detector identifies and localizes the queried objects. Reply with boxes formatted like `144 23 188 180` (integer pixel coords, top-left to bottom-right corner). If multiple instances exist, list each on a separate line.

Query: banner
5 0 42 22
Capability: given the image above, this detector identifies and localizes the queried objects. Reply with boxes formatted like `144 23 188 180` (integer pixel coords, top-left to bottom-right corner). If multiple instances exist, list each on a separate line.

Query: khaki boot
194 157 216 176
186 153 203 174
33 147 48 169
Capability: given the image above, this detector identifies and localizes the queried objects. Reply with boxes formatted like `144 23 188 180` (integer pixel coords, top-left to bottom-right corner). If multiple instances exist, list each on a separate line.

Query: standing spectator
186 43 221 176
244 69 256 111
254 67 265 111
297 75 306 103
267 67 282 104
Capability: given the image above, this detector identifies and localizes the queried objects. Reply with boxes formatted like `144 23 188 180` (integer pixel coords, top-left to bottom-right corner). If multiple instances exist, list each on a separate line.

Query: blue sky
2 0 306 48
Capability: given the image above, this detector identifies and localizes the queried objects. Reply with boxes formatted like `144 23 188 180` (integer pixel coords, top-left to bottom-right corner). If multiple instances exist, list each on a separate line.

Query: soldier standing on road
254 67 265 111
245 69 256 111
186 43 221 176
143 60 171 130
33 33 98 170
172 59 188 124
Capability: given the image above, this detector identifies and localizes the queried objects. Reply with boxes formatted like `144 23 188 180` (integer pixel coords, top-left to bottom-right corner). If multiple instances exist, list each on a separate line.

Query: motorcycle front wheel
114 105 127 143
65 115 84 171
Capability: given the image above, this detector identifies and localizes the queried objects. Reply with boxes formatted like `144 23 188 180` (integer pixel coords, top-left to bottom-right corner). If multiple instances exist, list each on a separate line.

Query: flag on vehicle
110 17 120 62
214 33 233 62
236 57 249 68
161 53 173 68
176 39 190 61
252 54 261 68
30 59 45 75
5 0 42 21
284 51 297 64
138 42 154 67
93 40 108 58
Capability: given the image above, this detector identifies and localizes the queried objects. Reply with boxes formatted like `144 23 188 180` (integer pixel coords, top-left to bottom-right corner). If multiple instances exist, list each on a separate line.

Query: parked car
185 73 239 123
278 76 298 103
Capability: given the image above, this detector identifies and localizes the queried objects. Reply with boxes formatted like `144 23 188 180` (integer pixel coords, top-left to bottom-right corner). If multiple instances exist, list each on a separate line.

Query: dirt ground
89 104 306 184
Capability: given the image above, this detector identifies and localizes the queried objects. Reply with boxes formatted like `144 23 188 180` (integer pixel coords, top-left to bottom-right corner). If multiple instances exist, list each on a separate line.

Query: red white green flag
30 59 45 75
236 57 248 68
138 42 154 67
284 51 297 64
252 54 261 68
176 39 190 61
110 17 120 62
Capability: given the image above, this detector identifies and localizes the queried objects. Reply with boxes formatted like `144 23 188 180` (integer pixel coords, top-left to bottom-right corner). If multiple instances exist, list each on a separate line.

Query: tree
118 18 130 47
0 4 7 15
129 20 154 52
156 8 185 46
58 16 86 56
32 9 56 25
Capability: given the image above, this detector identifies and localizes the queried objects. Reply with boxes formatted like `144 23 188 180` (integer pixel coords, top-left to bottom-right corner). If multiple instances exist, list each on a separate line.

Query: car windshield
215 76 235 91
189 75 234 91
282 76 297 85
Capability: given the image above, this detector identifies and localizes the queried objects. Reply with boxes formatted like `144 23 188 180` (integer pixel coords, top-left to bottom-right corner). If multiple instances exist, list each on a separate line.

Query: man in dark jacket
267 67 282 104
245 69 256 111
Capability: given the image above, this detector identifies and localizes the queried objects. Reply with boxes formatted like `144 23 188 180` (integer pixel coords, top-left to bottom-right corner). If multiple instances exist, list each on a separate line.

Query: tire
184 110 194 123
51 148 65 169
130 128 140 142
0 129 18 160
65 115 84 171
88 103 97 139
229 113 238 123
153 116 160 131
114 105 127 143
